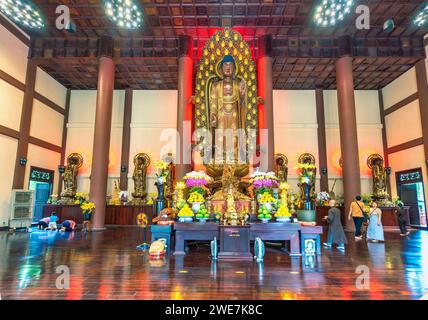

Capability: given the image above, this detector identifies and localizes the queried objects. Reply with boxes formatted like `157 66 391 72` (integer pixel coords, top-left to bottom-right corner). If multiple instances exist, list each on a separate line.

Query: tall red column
258 35 275 172
176 35 193 179
90 36 115 231
336 36 361 231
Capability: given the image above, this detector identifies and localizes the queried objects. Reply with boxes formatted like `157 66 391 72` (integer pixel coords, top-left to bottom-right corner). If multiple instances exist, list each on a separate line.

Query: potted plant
196 205 210 223
177 204 194 223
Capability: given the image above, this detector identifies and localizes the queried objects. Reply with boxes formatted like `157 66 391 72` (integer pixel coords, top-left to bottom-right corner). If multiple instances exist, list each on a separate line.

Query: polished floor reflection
0 227 427 300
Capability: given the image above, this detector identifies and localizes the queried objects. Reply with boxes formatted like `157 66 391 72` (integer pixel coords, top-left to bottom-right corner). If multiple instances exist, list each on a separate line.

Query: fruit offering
276 204 291 217
258 192 276 203
257 205 272 220
196 205 210 219
187 191 205 203
178 204 194 217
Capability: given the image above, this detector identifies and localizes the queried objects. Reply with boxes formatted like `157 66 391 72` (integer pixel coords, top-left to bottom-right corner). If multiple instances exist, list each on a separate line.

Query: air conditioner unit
9 190 34 229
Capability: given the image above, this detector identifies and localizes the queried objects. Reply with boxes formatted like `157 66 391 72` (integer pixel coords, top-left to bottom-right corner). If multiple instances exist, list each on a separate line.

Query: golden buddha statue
209 55 247 160
223 185 246 226
131 153 150 204
162 153 176 207
109 180 121 205
60 153 83 203
275 153 289 183
193 29 261 194
368 154 388 199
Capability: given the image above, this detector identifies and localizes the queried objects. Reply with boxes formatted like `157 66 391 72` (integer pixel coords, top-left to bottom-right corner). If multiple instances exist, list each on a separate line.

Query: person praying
60 219 76 232
38 216 50 230
47 212 59 230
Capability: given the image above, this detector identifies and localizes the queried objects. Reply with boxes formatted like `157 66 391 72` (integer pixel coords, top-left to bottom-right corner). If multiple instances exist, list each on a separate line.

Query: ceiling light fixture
104 0 142 29
0 0 44 29
314 0 354 27
414 4 428 27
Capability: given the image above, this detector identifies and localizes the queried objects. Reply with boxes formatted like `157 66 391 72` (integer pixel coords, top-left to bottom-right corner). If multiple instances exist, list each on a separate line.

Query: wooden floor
0 227 427 300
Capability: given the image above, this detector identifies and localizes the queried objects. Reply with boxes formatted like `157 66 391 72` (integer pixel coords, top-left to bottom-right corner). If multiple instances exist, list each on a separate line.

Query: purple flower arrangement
253 178 278 189
185 178 207 188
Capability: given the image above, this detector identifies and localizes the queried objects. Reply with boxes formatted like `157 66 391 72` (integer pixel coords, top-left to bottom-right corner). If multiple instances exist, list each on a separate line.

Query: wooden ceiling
23 0 428 90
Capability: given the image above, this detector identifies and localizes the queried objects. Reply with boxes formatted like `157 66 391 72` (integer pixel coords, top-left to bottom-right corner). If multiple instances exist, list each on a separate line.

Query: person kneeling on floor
47 212 59 230
60 220 76 232
38 216 50 230
323 199 348 252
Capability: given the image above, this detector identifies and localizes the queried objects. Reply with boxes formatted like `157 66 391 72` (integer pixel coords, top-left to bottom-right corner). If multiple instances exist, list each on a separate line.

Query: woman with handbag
348 195 365 240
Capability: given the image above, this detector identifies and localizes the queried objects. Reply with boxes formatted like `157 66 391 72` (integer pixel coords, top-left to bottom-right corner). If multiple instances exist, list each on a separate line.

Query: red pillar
176 35 193 179
258 35 275 172
336 36 361 231
90 36 115 231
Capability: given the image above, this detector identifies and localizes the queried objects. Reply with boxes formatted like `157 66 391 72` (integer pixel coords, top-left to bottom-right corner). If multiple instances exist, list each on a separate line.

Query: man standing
323 199 348 252
348 195 365 240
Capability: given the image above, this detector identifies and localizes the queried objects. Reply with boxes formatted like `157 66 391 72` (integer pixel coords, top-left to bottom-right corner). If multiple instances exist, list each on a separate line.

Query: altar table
173 222 304 256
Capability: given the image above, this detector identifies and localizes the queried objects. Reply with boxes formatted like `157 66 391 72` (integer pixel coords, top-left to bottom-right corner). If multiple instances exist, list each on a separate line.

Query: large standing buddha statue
193 29 261 198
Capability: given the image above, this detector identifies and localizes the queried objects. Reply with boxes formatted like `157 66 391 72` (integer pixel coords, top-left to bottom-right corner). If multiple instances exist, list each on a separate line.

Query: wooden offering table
173 222 305 256
218 225 252 261
250 223 302 256
174 222 219 255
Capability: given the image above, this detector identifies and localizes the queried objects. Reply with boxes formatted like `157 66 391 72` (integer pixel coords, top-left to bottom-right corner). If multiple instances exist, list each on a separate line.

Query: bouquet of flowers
249 171 279 196
47 194 58 204
183 171 211 194
154 160 169 184
74 192 95 219
316 191 330 205
294 163 316 184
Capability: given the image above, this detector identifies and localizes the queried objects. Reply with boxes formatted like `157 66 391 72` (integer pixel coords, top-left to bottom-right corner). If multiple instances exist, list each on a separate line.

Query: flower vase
155 181 165 217
83 212 92 221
